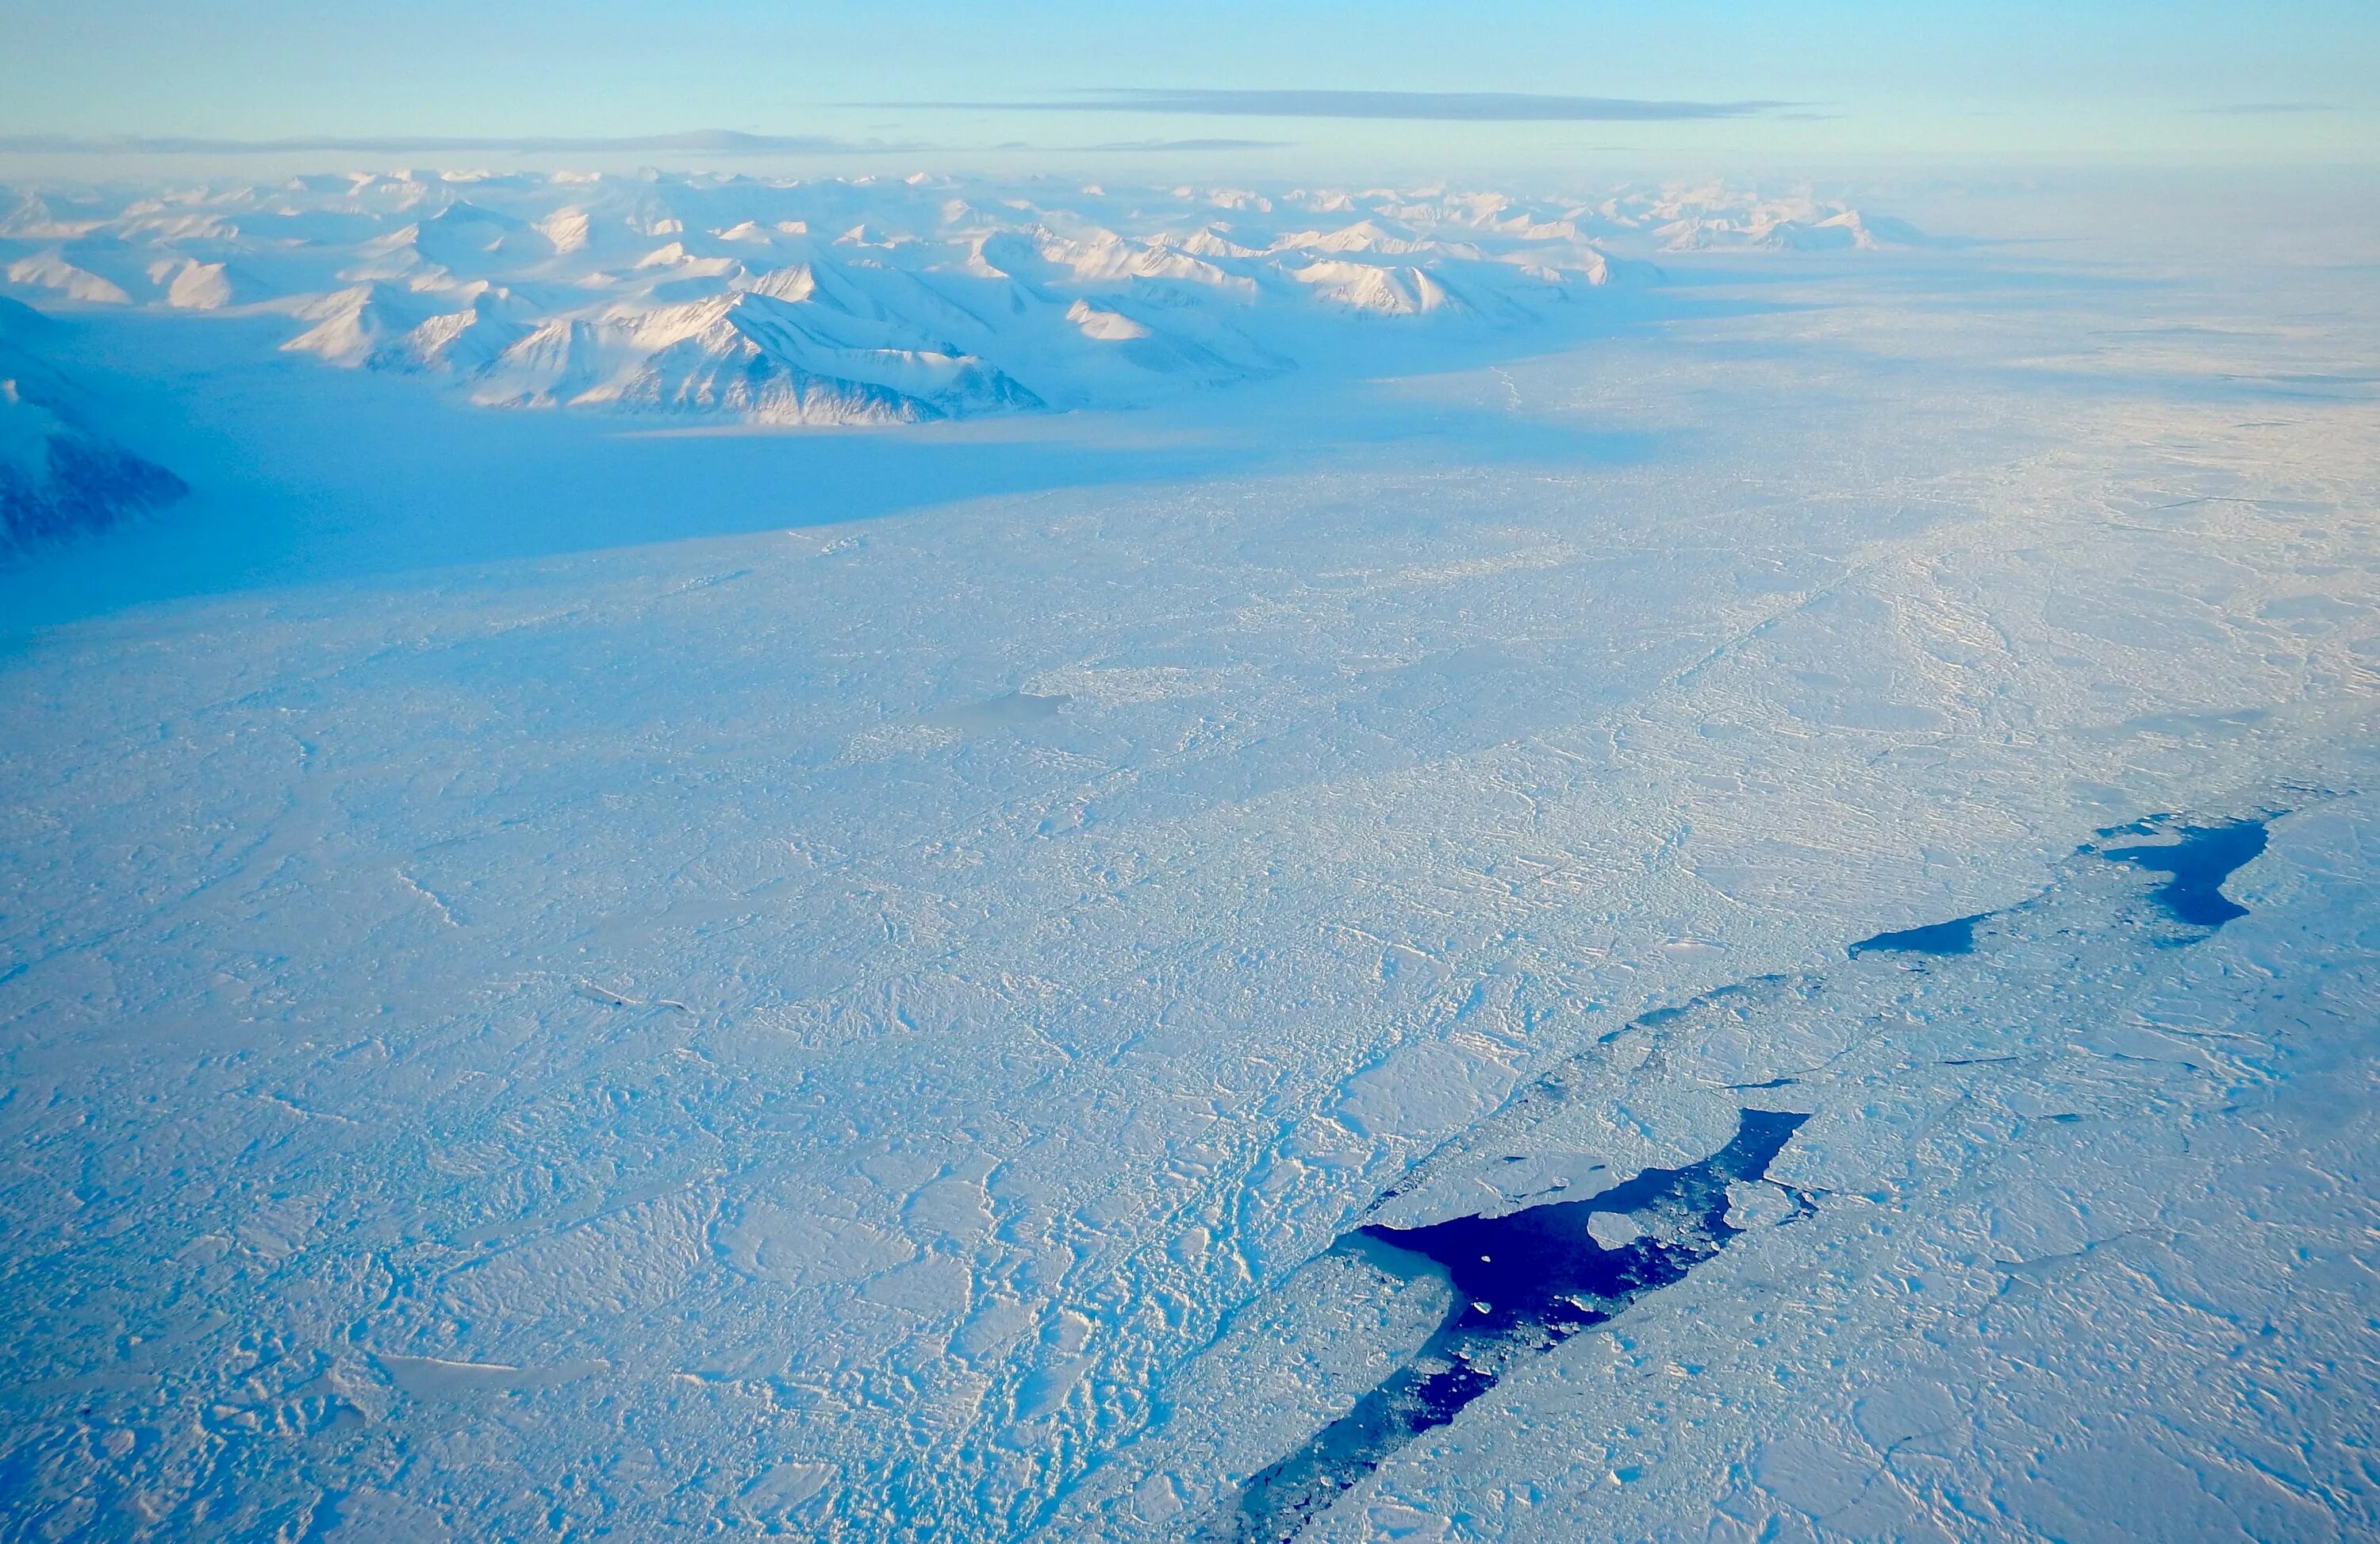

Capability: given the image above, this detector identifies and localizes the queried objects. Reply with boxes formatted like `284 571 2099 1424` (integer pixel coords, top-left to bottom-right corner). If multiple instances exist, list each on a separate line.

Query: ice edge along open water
4 166 2379 1542
1170 814 2284 1541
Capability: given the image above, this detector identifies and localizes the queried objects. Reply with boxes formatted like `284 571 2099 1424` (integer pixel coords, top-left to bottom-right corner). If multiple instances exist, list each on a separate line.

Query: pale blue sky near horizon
4 0 2375 171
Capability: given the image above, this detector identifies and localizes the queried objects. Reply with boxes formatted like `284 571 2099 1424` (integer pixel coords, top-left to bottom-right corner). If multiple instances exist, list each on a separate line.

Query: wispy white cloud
862 88 1791 121
2190 102 2337 116
1075 137 1293 152
0 130 916 156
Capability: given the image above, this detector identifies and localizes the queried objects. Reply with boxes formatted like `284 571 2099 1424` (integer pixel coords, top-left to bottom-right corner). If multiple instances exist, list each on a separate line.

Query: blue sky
5 1 2374 169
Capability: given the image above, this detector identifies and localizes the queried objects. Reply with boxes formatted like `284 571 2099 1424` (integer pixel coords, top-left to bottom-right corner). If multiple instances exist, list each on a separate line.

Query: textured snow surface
1 174 2378 1542
0 175 1908 424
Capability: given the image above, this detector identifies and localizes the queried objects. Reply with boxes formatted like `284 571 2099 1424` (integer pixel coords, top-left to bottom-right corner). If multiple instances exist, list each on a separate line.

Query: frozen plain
2 171 2378 1541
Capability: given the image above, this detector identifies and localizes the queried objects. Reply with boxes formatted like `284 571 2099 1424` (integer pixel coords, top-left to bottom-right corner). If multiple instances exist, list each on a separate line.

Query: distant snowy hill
0 295 184 555
0 175 1910 426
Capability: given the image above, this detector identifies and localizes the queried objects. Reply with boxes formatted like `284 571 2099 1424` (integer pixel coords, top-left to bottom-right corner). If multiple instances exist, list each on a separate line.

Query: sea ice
1 170 2375 1541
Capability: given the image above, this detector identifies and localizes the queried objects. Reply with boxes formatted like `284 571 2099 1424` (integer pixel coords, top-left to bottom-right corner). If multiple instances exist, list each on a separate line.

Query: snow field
0 175 2375 1540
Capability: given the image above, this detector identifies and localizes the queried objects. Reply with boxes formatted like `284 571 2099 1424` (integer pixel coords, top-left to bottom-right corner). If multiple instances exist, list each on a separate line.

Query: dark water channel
1214 1111 1811 1542
2100 817 2270 928
1846 814 2271 956
1198 810 2276 1541
1849 912 1987 957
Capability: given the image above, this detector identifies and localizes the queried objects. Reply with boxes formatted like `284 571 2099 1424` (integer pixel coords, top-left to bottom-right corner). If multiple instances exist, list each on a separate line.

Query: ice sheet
2 172 2376 1541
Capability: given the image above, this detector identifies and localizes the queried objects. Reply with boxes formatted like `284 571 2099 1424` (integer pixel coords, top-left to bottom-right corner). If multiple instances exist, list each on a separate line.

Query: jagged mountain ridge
0 175 1913 425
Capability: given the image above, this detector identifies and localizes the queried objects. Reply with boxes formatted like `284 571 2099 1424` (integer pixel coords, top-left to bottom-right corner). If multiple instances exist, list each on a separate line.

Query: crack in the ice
1192 807 2282 1540
1210 1110 1810 1542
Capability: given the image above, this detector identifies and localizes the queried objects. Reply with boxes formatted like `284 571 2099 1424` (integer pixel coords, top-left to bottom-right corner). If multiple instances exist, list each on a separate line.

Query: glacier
1 167 2377 1542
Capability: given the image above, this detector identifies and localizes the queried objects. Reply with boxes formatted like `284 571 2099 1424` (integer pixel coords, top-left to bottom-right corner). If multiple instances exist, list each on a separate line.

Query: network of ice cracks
1 165 2378 1544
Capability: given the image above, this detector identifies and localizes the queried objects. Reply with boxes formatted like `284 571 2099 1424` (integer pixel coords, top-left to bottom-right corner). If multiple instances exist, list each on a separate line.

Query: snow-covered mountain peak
0 172 1914 425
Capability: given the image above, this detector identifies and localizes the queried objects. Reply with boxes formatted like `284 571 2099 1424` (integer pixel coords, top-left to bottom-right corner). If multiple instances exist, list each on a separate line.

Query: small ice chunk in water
1587 1212 1644 1249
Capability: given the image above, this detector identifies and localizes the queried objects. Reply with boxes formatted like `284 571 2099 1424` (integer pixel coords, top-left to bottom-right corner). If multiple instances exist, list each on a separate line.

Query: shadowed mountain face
0 428 186 554
0 298 184 556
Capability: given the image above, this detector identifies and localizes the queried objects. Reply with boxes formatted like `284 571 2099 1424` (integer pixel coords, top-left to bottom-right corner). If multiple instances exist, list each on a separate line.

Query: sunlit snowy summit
0 173 1898 428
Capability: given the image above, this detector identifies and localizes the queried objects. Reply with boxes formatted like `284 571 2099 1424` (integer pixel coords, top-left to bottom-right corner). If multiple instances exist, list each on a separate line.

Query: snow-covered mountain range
0 173 1905 426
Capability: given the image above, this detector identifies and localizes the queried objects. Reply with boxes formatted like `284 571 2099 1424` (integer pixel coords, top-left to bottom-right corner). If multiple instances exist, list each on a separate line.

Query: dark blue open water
1850 912 1987 957
1214 1110 1811 1542
1196 808 2278 1541
1848 814 2272 958
2100 817 2269 928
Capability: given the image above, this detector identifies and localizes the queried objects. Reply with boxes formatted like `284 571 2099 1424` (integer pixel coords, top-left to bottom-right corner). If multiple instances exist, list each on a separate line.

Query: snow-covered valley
1 170 2377 1541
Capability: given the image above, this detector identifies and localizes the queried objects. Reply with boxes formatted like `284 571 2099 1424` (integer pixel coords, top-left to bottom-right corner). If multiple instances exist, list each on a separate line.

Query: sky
3 0 2375 175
